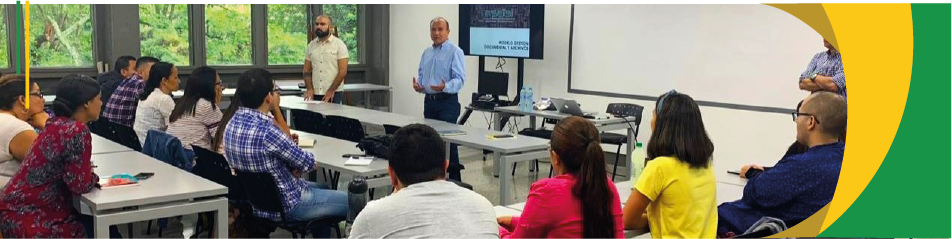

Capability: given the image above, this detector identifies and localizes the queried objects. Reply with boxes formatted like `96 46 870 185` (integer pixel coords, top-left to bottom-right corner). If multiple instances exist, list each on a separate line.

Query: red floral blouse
0 117 98 238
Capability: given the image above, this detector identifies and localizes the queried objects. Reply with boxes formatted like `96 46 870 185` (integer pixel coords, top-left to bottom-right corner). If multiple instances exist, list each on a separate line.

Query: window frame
4 4 100 76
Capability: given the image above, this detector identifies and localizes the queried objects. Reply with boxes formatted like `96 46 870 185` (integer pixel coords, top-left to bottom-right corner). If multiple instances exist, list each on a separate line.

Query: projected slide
469 5 531 58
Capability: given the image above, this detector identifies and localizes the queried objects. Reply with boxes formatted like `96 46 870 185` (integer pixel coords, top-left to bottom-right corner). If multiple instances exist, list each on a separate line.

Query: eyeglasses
215 81 223 87
29 91 43 98
791 112 820 124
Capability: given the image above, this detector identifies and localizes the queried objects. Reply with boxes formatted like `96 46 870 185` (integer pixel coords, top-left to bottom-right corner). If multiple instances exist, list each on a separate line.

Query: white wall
390 4 799 178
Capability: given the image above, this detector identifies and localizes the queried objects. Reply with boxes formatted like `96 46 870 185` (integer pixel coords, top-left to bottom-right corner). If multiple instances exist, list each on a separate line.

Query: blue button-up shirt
800 50 846 100
223 107 315 220
717 142 844 234
417 39 466 94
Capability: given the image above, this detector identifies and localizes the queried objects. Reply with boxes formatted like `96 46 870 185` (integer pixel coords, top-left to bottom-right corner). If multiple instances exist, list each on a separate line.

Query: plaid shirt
799 50 846 100
223 107 315 220
103 75 145 127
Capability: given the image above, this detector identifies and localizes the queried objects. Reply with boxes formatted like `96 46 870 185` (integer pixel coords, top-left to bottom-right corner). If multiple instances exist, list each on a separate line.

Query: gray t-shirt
349 180 499 239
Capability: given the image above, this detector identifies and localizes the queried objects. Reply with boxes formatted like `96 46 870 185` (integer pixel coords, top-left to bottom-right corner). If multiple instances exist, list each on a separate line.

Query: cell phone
134 172 155 180
342 154 366 158
727 170 741 175
492 134 514 139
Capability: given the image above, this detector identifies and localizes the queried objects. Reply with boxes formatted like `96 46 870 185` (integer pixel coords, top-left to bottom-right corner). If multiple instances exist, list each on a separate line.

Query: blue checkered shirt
800 50 846 100
223 107 315 219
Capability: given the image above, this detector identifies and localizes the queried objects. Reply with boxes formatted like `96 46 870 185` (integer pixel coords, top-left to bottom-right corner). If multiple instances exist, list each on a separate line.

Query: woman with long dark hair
133 61 179 145
0 74 109 237
622 90 717 238
498 116 624 238
167 66 224 155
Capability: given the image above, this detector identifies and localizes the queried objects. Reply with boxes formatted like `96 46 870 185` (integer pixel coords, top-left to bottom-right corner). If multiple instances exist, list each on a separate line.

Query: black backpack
357 135 393 159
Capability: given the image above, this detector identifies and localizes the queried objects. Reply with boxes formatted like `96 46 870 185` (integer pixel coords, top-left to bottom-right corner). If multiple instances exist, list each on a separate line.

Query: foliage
267 4 308 65
0 5 7 68
323 4 360 63
205 4 252 65
29 4 93 67
139 4 190 66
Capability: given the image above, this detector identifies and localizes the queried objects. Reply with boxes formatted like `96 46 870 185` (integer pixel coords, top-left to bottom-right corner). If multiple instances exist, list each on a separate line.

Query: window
205 4 252 65
0 5 7 68
266 4 308 65
29 4 94 67
139 4 190 66
322 4 359 64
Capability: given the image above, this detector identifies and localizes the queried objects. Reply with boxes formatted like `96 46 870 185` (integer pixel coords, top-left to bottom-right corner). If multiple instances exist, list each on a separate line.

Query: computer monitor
478 71 509 96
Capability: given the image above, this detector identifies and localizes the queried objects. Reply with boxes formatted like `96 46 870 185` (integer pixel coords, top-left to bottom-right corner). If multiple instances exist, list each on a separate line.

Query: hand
304 89 315 101
291 133 300 145
291 169 303 178
430 79 446 92
740 164 764 179
412 77 424 93
322 91 335 103
497 216 513 227
28 112 50 129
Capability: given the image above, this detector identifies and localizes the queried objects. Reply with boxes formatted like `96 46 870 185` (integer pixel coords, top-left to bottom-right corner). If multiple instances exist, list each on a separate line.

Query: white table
494 205 522 217
91 134 133 155
275 80 393 108
81 151 228 238
293 130 391 189
281 96 551 205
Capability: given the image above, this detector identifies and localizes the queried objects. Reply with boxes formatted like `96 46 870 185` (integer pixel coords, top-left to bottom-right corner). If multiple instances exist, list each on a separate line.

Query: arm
304 45 315 100
64 128 98 194
443 49 467 94
414 52 426 94
8 130 38 162
622 189 651 230
270 104 292 136
741 160 808 208
799 79 823 92
814 68 844 92
268 128 317 173
624 160 666 230
203 104 224 145
323 58 349 98
500 183 555 239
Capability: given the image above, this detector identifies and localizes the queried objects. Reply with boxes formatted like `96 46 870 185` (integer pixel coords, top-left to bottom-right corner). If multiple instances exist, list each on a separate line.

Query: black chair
91 119 142 152
290 109 327 136
192 146 245 201
325 115 365 142
602 103 644 181
383 124 401 135
234 171 345 238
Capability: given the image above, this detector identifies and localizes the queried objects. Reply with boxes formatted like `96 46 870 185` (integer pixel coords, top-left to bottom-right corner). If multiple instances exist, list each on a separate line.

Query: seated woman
497 116 624 238
622 90 718 238
167 66 224 157
0 74 106 238
133 62 180 145
0 75 48 186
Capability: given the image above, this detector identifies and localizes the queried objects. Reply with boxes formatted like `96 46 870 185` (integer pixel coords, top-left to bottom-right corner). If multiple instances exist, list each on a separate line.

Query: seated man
718 92 847 235
102 56 159 127
349 124 498 238
97 55 137 105
223 68 347 237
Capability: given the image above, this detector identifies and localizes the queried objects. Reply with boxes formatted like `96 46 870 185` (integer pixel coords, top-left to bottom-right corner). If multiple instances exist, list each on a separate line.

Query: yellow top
635 156 717 238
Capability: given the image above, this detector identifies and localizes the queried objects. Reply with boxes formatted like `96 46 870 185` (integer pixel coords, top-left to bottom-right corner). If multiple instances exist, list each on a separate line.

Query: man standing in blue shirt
717 92 847 236
413 17 467 182
799 39 846 100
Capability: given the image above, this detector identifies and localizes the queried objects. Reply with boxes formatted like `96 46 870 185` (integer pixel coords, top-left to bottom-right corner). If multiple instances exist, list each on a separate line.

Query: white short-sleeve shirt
305 35 349 93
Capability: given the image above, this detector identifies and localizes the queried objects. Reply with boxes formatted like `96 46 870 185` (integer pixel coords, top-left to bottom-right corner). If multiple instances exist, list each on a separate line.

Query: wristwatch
809 72 819 80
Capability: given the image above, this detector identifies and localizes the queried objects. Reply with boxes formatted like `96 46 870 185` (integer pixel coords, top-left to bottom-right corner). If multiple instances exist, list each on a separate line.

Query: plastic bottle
347 178 368 223
630 142 646 187
527 87 534 110
519 87 528 112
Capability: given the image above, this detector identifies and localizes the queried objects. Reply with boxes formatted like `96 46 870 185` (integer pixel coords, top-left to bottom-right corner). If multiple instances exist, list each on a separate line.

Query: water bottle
519 87 528 112
527 87 534 110
347 178 368 223
630 142 647 186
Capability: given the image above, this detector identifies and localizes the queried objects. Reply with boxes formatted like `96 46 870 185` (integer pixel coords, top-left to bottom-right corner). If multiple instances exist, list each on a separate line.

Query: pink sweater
500 174 625 238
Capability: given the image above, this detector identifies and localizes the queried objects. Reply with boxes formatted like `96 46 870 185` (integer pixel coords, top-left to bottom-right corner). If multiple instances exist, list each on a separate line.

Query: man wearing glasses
303 15 350 103
716 92 847 236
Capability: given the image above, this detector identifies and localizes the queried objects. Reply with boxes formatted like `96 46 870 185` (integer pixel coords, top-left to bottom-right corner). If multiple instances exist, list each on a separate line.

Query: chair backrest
383 124 401 135
325 115 365 142
234 171 286 218
94 119 142 151
191 146 244 200
606 103 644 125
290 109 327 136
142 130 192 171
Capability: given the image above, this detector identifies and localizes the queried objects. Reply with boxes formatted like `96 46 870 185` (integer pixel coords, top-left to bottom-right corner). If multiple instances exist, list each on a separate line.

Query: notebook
344 156 374 166
439 130 467 136
298 138 316 148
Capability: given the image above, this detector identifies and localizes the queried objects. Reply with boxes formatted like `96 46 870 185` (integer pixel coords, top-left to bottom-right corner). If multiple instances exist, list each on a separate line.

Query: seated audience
103 56 159 127
717 92 847 236
133 61 179 145
223 68 346 237
0 75 47 187
349 124 498 238
167 66 224 157
622 90 718 238
97 56 137 105
0 74 118 237
497 116 624 238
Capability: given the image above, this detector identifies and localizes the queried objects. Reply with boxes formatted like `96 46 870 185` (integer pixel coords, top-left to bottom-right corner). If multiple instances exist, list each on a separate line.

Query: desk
81 151 228 238
293 130 391 189
281 96 550 205
275 80 392 108
494 205 522 217
91 134 133 155
494 106 639 162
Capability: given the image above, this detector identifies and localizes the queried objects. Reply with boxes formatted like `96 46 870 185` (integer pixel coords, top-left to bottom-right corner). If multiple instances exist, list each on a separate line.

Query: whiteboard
570 4 820 109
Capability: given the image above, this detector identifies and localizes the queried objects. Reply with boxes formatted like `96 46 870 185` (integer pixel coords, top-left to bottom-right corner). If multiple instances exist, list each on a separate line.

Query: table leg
364 91 371 109
529 116 537 129
627 126 636 161
499 154 512 205
491 114 504 177
94 216 110 239
215 200 228 238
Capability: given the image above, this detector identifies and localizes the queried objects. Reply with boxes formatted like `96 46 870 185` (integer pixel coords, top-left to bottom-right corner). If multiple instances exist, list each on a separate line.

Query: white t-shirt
0 113 34 181
305 35 349 93
134 88 175 146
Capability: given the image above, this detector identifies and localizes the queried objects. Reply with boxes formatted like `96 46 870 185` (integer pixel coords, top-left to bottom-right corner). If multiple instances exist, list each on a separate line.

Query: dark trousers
314 93 344 104
424 94 462 182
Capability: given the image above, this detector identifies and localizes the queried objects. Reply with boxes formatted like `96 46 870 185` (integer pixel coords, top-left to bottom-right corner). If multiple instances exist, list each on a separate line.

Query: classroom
0 3 848 239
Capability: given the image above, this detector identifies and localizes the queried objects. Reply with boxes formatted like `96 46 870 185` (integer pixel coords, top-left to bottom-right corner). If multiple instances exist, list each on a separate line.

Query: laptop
551 98 597 117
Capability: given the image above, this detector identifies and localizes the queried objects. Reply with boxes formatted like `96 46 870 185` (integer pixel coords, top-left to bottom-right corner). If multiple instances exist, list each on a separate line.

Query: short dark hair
114 55 137 73
430 17 450 31
389 124 447 186
52 74 101 117
804 92 847 139
140 62 175 101
136 56 160 70
647 91 714 169
236 68 275 109
0 75 33 110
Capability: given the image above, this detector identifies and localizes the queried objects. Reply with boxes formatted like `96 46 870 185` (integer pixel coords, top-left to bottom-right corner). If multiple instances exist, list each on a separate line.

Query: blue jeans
286 182 348 237
424 94 462 182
